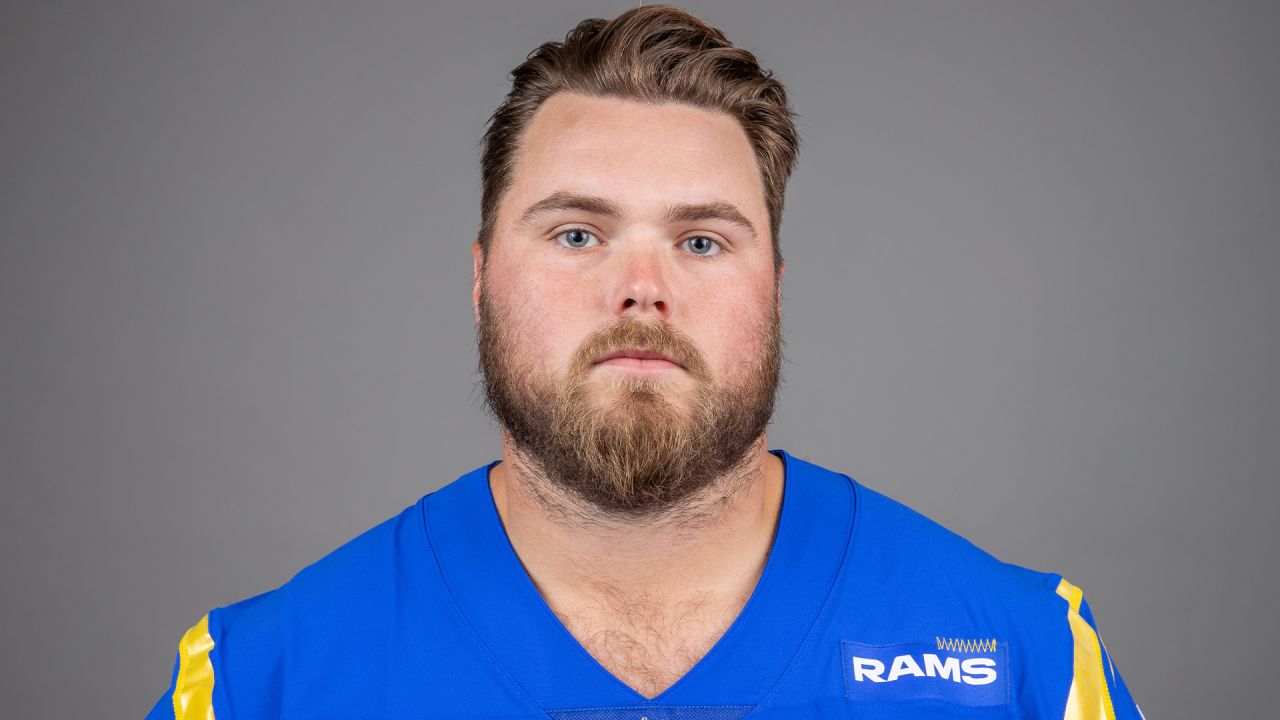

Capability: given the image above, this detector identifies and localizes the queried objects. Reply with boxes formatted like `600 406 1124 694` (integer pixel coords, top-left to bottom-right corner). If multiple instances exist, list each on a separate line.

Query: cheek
489 264 597 374
692 283 778 382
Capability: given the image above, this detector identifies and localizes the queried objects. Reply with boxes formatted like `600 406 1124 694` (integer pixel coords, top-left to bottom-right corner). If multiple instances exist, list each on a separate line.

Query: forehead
502 92 766 224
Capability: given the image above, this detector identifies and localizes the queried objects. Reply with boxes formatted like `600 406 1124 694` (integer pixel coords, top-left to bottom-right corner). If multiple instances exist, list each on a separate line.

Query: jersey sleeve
1053 578 1145 720
144 653 180 720
145 615 219 720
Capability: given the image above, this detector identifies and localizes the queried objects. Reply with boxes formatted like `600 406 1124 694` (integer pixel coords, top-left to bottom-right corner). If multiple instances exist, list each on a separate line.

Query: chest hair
552 590 746 699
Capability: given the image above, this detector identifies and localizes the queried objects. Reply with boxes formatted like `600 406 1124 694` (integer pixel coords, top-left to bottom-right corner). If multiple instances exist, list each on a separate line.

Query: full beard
477 282 782 520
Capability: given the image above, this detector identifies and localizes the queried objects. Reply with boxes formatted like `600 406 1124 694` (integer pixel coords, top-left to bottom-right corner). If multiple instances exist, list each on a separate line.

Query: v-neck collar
422 450 855 711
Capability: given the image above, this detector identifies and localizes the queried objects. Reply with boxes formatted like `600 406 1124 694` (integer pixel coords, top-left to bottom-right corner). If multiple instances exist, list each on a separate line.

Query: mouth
593 348 685 372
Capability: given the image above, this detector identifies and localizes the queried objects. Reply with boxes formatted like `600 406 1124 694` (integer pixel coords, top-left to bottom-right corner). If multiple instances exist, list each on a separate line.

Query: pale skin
471 92 786 698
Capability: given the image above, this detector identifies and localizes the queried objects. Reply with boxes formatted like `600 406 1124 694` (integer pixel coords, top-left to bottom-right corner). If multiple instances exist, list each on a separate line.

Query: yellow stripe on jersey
172 615 217 720
1056 578 1116 720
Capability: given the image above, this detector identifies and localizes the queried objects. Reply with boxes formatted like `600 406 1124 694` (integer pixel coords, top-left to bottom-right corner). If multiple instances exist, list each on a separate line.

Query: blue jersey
147 450 1142 719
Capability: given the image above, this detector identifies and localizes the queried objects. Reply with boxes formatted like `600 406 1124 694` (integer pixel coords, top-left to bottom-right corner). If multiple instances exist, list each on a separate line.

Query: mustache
569 318 710 380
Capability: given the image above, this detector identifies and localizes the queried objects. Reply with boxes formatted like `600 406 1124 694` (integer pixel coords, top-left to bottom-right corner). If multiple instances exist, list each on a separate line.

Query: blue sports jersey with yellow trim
146 450 1143 719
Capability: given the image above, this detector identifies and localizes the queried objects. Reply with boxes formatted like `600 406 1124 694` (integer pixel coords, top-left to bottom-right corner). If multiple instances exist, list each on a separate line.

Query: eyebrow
517 191 757 239
665 200 757 239
518 192 623 225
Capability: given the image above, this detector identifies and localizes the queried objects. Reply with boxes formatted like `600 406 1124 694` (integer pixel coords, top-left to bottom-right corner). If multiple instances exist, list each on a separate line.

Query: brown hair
478 4 799 268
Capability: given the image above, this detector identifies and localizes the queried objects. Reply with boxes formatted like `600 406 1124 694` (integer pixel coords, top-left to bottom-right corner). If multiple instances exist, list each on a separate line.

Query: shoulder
783 451 1059 606
852 477 1064 605
794 454 1143 717
216 494 426 634
150 463 515 719
159 492 447 720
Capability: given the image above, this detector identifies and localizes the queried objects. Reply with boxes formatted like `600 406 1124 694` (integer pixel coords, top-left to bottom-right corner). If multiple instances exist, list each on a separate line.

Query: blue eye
682 236 722 256
557 228 599 249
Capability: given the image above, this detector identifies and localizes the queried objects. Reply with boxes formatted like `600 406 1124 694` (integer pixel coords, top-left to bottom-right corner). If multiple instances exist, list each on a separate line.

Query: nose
607 244 673 321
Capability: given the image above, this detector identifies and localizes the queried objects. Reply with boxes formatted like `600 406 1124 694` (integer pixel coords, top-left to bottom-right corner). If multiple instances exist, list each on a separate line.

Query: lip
593 348 685 370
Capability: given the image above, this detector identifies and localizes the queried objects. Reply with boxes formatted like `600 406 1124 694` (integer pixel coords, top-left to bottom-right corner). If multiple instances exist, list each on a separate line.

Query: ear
471 241 485 326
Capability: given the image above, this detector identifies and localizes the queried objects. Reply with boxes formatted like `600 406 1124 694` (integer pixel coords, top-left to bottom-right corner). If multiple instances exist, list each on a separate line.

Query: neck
488 434 785 606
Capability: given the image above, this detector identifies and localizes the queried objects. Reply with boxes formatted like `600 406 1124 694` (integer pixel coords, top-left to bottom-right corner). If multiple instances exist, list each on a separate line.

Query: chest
552 595 745 698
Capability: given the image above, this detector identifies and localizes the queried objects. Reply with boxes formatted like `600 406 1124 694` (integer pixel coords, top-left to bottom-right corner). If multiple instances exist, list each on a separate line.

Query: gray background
2 1 1276 717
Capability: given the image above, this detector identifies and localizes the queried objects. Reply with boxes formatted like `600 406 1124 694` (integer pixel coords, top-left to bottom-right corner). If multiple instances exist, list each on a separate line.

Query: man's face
475 92 782 516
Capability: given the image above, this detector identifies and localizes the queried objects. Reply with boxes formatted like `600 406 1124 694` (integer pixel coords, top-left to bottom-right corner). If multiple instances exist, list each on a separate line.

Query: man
149 5 1142 718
